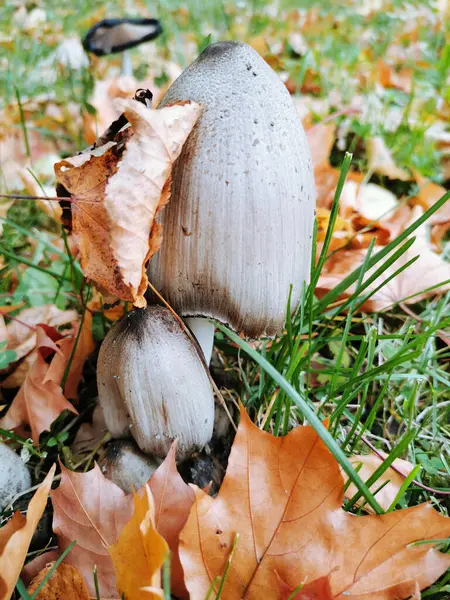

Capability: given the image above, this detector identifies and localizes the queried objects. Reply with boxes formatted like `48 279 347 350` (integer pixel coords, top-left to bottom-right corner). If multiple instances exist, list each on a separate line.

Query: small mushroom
83 17 163 75
149 41 315 360
0 443 31 511
97 305 214 461
99 439 161 493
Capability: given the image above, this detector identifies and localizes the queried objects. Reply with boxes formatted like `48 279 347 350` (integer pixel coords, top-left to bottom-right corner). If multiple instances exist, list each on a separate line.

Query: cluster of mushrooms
96 41 315 480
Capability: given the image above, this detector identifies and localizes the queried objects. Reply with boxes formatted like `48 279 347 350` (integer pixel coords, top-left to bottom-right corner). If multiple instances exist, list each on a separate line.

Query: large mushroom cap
149 41 315 338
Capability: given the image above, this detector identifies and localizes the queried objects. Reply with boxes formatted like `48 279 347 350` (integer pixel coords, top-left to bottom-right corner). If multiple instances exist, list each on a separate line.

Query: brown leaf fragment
0 465 56 599
179 404 450 600
0 325 78 444
54 99 202 307
149 442 195 599
2 305 77 364
344 453 415 512
306 123 336 170
277 573 335 599
317 208 450 311
27 562 89 600
51 463 133 598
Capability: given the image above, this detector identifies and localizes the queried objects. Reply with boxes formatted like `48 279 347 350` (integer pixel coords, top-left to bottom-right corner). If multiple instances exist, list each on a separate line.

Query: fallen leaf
21 551 59 586
344 453 416 512
51 462 133 598
278 573 334 599
71 404 108 454
413 174 450 226
54 99 202 307
109 485 168 600
179 404 450 600
318 207 450 311
341 182 398 224
2 305 77 363
27 562 89 600
59 311 95 400
0 465 55 599
149 442 195 599
366 137 410 181
306 123 336 170
0 325 78 444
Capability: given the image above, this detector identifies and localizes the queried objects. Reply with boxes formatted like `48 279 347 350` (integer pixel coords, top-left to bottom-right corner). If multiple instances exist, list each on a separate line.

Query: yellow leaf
109 484 169 600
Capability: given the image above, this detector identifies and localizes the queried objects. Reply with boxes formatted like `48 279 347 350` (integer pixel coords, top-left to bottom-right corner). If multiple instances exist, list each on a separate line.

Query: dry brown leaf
0 465 55 599
180 404 450 600
27 562 89 600
2 304 77 364
21 551 59 586
0 325 78 444
51 462 133 598
344 453 416 512
149 442 195 599
366 137 410 181
376 59 413 93
109 485 168 600
341 182 398 224
318 207 450 311
413 174 450 226
59 311 95 400
306 123 336 170
278 573 334 599
55 99 202 308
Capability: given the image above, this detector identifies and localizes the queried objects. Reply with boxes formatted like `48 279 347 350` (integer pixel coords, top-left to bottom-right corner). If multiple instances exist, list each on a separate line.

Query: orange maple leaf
179 405 450 600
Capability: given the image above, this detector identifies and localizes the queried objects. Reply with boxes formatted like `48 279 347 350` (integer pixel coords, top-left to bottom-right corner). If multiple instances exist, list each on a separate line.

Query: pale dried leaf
51 463 133 598
366 137 410 181
149 442 195 599
344 452 415 512
0 325 78 444
55 100 202 307
0 465 55 599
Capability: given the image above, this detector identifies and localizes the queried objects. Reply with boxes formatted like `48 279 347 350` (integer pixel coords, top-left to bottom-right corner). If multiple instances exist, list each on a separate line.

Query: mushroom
149 41 315 361
83 17 162 76
0 443 31 511
97 305 214 461
99 439 161 493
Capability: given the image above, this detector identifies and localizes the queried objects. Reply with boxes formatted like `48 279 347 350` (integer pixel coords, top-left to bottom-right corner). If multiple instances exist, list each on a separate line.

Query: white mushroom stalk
149 41 315 359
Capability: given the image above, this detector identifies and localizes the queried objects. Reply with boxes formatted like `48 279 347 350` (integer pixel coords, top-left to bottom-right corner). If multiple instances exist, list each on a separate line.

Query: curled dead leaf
54 99 202 308
0 325 78 444
0 465 56 599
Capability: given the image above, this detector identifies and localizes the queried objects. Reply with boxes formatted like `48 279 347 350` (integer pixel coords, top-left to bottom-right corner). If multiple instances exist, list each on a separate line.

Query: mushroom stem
120 50 132 76
185 317 215 365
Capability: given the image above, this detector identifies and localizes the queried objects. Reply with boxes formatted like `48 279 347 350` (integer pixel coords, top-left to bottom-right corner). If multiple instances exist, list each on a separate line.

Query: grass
1 0 450 597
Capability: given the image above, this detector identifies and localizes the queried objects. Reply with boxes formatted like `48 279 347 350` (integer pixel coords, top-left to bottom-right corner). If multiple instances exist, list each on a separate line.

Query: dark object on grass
83 18 162 56
83 17 163 76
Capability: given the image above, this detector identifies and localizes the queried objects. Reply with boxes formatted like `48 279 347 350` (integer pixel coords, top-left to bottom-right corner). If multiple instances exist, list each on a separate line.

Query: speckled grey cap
148 41 315 338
